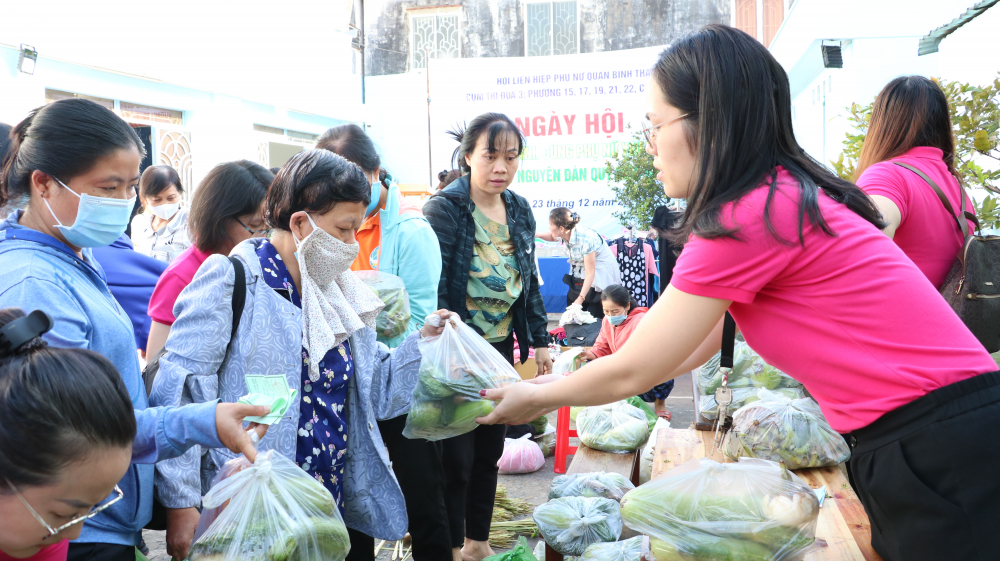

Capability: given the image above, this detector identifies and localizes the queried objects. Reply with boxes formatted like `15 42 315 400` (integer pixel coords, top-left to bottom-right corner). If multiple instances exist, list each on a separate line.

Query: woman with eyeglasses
144 160 272 358
0 100 273 561
0 308 269 561
479 25 1000 561
536 207 621 320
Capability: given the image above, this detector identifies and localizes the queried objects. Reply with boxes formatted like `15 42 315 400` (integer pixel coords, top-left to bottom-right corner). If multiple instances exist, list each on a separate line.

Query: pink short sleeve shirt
148 245 212 325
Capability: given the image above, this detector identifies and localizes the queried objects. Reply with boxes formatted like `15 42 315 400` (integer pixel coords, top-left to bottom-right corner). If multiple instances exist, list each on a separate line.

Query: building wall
0 45 350 190
365 0 730 76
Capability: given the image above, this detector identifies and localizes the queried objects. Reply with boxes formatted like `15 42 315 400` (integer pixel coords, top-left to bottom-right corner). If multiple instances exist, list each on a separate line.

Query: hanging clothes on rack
609 234 657 307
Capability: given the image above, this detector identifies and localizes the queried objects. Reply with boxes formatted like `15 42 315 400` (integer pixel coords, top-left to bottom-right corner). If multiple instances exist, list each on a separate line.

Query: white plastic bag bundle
552 347 587 375
189 450 351 561
534 423 557 457
533 496 623 556
498 433 546 474
724 389 850 469
576 402 649 453
548 472 635 503
403 316 520 441
355 271 411 340
619 458 819 561
639 417 671 484
559 303 597 326
580 536 642 561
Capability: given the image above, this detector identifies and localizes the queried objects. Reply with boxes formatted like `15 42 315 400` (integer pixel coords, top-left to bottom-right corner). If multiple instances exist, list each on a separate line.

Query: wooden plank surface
649 428 884 561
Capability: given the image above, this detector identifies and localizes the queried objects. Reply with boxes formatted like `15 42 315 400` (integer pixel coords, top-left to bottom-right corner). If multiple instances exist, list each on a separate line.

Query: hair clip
0 310 53 354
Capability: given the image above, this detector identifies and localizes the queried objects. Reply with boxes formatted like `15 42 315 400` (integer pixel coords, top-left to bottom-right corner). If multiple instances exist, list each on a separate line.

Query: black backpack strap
720 312 736 369
227 256 246 350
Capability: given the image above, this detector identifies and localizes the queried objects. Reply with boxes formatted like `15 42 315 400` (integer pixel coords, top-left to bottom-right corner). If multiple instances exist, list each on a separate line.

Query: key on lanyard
712 313 737 452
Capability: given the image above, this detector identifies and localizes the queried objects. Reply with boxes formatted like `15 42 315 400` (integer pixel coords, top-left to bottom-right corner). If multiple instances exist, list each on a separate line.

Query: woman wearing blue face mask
580 284 673 417
0 99 270 561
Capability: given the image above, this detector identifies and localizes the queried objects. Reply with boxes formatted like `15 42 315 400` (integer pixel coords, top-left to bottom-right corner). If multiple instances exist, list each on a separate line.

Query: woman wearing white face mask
150 149 453 561
0 98 273 561
129 165 190 263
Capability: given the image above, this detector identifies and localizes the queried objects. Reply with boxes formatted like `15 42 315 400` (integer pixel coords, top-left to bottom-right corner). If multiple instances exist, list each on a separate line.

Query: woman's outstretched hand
215 402 270 463
476 382 554 426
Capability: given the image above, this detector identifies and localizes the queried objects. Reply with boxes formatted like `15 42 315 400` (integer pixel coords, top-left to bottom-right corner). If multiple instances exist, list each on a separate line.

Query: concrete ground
144 362 697 560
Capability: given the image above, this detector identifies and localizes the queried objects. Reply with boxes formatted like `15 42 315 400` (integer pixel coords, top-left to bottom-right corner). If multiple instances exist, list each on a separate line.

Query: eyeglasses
641 113 690 149
4 477 125 539
236 217 271 238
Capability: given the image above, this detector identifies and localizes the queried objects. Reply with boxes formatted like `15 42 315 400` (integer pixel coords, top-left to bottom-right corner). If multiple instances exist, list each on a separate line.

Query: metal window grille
526 1 578 57
412 13 460 69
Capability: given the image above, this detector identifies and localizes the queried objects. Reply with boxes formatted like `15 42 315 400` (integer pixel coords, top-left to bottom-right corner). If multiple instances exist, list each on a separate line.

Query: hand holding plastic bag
189 450 351 561
533 496 623 556
576 402 649 453
498 433 546 474
619 457 819 561
355 271 411 340
580 536 642 561
724 389 850 469
403 316 521 441
548 472 635 503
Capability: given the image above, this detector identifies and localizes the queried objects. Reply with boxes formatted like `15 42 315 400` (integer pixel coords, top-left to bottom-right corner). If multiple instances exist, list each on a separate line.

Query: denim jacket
150 239 420 539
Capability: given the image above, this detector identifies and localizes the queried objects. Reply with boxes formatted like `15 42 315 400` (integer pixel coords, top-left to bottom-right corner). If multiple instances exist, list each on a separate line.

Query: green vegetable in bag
580 536 641 561
549 472 635 503
529 414 550 435
533 496 623 556
483 536 539 561
625 397 657 434
577 402 649 453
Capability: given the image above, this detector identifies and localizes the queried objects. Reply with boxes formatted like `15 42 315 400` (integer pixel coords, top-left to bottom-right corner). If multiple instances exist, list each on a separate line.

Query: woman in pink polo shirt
480 25 999 561
855 76 977 288
145 161 272 358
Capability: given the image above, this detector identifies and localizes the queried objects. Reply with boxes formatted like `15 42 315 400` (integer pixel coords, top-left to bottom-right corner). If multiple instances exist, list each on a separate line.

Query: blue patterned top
256 240 352 511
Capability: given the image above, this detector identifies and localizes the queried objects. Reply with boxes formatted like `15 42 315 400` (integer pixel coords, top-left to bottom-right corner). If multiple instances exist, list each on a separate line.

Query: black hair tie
0 310 53 354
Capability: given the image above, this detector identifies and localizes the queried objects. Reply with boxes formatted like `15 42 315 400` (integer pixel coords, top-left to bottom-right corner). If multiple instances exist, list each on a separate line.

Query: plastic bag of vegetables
483 536 538 561
534 424 556 456
192 455 253 545
549 472 635 503
355 270 412 341
576 402 650 453
403 316 520 441
533 496 623 556
553 347 587 375
723 389 850 469
697 342 803 397
580 536 642 561
619 457 819 561
498 433 546 474
189 450 351 561
699 387 806 421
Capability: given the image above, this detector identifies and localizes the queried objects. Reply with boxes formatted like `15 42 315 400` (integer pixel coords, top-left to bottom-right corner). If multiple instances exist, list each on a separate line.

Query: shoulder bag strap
720 312 737 370
227 256 246 351
892 162 976 238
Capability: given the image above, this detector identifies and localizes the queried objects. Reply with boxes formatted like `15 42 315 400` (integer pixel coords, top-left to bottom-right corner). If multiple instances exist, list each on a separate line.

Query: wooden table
650 428 884 561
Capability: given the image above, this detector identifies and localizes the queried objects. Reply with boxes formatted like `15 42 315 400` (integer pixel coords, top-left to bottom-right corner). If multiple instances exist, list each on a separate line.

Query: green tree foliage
605 129 671 229
834 75 1000 228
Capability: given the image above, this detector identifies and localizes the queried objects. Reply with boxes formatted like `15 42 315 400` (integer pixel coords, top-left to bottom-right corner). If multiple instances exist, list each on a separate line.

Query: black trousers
441 336 512 547
564 275 605 319
843 370 1000 561
378 414 453 560
346 528 374 561
67 543 134 561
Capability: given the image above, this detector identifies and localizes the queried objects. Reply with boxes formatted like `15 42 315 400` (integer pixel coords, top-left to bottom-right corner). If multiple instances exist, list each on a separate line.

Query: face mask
366 174 382 217
44 177 136 248
608 313 628 326
149 202 180 221
293 212 383 382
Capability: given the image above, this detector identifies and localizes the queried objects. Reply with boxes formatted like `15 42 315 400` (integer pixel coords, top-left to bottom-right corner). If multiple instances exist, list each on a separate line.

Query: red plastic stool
553 406 578 474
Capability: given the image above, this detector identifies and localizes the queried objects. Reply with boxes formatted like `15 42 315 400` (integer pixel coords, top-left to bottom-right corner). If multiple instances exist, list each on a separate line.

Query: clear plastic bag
640 417 671 484
696 342 803 397
549 471 635 503
724 389 850 470
699 387 806 421
576 402 649 453
553 347 587 375
619 458 819 561
355 270 412 340
192 455 254 545
559 303 597 326
498 433 546 474
580 536 642 561
533 496 623 556
189 450 351 561
534 424 556 457
403 316 521 441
